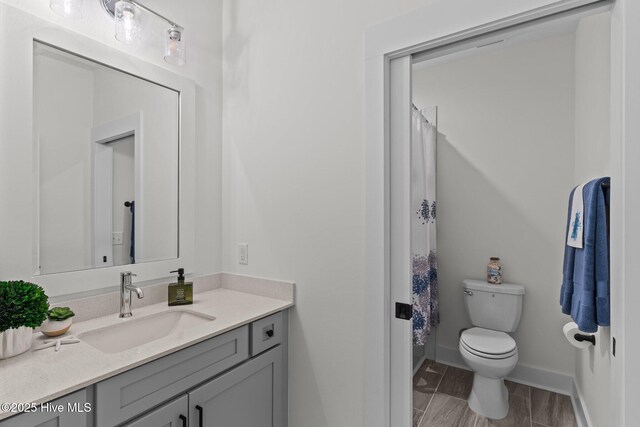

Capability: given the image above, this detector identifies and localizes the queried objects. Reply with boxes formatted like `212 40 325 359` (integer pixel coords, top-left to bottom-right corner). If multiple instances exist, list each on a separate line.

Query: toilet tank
462 279 525 332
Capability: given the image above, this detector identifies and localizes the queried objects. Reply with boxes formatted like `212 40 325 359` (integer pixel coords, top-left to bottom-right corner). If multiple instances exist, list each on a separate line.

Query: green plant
0 281 49 332
47 307 75 321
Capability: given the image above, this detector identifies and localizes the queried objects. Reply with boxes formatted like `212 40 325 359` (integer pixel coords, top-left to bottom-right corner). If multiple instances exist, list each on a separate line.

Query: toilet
459 279 525 420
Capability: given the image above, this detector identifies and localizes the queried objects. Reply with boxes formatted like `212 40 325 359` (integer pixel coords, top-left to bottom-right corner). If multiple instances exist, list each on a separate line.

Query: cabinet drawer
0 389 89 427
122 395 188 427
95 326 249 427
250 312 282 356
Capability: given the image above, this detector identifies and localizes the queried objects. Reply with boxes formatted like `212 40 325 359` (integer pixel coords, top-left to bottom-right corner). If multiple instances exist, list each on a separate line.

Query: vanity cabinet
121 345 282 427
94 326 250 426
0 389 89 427
0 310 287 427
97 310 287 427
188 345 283 427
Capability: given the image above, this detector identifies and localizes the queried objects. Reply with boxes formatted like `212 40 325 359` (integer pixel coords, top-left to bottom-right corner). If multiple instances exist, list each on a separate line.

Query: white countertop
0 287 293 421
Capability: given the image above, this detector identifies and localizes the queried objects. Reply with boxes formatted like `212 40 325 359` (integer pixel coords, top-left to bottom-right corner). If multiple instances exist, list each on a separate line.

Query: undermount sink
78 310 216 354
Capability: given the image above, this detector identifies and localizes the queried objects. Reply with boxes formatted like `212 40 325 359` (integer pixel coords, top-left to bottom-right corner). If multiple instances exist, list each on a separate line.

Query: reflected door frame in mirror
89 112 143 270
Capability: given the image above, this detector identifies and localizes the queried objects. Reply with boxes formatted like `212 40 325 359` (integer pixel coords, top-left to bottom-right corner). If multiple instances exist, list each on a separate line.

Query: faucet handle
120 272 137 287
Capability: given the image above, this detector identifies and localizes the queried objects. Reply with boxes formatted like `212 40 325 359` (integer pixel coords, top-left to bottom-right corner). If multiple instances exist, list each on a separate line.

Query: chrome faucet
120 272 144 318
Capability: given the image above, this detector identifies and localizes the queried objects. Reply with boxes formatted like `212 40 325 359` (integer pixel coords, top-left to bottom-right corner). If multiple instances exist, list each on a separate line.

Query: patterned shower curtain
411 105 439 346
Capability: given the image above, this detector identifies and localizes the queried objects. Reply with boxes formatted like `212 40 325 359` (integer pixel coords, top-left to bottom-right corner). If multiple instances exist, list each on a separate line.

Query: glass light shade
115 0 141 45
164 27 186 66
50 0 82 19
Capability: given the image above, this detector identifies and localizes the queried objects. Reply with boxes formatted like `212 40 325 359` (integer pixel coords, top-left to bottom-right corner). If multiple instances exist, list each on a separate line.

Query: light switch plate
112 231 124 245
238 243 248 265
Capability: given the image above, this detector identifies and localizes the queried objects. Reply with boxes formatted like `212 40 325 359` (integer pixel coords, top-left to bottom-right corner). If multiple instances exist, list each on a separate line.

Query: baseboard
413 354 427 376
434 343 467 369
571 379 593 427
435 344 574 395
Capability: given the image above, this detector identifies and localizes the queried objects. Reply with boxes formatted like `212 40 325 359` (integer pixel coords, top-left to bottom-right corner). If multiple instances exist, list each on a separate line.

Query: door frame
90 112 144 268
363 0 636 426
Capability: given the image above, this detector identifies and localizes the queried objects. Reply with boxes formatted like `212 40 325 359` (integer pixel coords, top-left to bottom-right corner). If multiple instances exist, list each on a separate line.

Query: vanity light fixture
114 0 141 45
51 0 188 64
50 0 83 19
164 25 186 66
110 0 185 63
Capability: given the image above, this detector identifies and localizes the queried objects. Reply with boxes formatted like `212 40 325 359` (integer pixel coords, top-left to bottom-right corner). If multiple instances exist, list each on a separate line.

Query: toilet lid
460 328 516 355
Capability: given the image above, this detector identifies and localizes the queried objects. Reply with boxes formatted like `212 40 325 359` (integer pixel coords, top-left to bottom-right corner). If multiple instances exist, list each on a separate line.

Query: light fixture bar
100 0 182 30
127 0 183 30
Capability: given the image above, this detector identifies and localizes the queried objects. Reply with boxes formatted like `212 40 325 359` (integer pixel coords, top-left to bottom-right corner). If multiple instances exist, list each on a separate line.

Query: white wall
0 0 222 288
221 1 437 425
573 13 611 427
412 33 577 375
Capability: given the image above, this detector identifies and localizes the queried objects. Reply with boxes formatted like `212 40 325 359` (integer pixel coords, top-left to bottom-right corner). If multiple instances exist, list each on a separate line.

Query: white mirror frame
0 4 195 298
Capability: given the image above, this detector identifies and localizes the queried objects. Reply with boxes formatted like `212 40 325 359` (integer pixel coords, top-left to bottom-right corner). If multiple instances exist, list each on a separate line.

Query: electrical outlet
238 243 248 265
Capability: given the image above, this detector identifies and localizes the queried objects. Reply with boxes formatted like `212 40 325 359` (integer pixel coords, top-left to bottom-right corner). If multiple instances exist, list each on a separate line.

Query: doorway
91 112 143 269
409 9 610 426
363 1 640 426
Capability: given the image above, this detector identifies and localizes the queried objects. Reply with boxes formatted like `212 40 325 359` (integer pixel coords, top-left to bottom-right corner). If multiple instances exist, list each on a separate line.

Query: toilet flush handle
464 290 473 296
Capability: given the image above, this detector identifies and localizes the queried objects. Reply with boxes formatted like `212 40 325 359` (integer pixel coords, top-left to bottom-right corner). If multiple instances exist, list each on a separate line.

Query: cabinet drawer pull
195 405 203 427
179 414 187 427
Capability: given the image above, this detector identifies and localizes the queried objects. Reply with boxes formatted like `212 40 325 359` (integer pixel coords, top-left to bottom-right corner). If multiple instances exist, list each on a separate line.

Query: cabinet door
188 346 282 427
95 326 249 427
123 395 188 427
0 389 88 427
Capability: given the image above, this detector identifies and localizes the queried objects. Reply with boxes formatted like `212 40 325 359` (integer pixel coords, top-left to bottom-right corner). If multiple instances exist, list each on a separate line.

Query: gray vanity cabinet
188 345 283 427
0 310 288 427
94 326 250 427
122 395 188 427
0 389 89 427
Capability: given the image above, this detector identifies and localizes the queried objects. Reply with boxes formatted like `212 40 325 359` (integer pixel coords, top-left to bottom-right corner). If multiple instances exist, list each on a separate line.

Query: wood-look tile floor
413 359 578 427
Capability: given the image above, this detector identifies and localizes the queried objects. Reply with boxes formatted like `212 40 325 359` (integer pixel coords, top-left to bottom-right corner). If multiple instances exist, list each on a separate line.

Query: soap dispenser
168 268 193 306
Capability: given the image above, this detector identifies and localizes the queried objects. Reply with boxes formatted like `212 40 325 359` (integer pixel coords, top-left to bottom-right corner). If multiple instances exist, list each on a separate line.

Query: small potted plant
0 280 49 359
41 307 75 337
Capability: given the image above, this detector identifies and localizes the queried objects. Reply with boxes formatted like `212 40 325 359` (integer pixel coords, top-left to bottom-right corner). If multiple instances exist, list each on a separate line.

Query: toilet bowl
459 327 518 419
460 279 525 420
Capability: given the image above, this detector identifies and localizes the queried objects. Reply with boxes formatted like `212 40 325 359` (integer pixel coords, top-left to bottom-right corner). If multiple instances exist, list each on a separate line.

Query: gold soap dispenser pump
168 268 193 306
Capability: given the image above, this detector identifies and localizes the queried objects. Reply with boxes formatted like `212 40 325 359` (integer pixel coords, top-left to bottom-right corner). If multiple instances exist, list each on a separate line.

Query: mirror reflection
34 41 179 275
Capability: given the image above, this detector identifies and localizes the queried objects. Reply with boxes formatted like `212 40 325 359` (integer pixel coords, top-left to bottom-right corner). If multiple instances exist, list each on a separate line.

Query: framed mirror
0 3 195 298
34 42 180 275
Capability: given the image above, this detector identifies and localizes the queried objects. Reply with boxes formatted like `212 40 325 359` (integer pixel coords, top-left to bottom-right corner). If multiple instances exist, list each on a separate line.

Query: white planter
40 318 73 337
0 326 33 359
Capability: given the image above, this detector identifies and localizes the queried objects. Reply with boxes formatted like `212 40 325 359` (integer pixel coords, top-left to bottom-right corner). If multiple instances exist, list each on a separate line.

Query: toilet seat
460 328 517 360
460 340 517 360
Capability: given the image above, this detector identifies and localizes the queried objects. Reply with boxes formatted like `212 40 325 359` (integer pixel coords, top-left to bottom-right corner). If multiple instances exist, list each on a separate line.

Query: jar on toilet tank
487 257 502 284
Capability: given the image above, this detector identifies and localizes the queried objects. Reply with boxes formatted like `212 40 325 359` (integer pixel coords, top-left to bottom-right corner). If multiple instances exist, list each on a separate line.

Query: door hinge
395 302 412 320
613 337 616 357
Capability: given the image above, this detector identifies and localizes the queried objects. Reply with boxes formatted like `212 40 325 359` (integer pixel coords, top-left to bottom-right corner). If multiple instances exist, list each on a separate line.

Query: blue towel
560 177 610 333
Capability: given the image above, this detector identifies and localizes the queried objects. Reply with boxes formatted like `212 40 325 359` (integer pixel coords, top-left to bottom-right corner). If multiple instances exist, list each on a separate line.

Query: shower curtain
411 105 439 346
